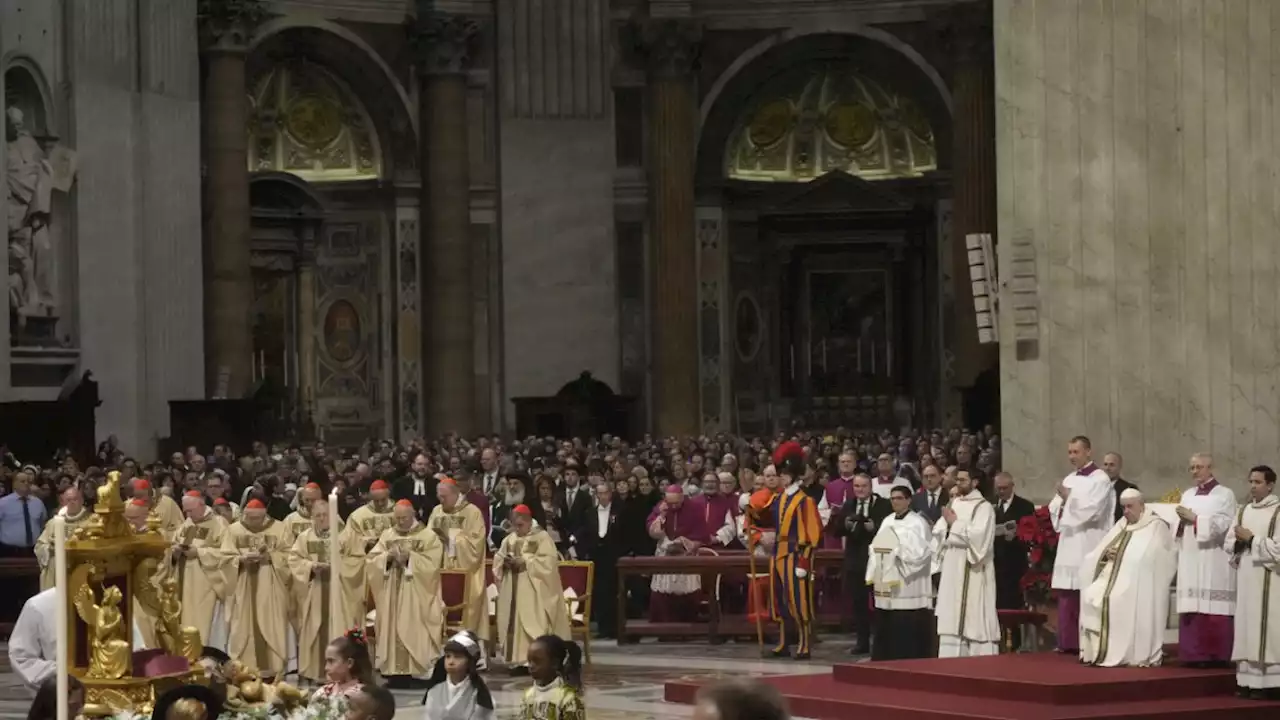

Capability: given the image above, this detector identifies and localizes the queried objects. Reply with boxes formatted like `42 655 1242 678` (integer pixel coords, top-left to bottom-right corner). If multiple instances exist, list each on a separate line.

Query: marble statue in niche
7 103 77 346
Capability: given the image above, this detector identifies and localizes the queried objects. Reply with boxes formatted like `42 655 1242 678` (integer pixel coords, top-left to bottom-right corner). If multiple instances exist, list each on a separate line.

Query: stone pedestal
201 27 255 399
410 12 478 437
634 19 702 437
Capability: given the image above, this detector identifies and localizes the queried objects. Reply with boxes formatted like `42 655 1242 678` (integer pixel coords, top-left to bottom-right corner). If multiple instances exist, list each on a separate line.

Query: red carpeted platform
663 653 1280 720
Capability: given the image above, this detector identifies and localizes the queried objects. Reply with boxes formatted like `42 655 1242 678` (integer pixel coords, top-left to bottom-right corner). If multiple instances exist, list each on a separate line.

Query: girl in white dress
421 631 495 720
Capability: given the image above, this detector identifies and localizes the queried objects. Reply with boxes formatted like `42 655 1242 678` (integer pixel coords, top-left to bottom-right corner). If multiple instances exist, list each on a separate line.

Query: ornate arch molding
2 56 56 136
248 23 416 178
697 31 953 187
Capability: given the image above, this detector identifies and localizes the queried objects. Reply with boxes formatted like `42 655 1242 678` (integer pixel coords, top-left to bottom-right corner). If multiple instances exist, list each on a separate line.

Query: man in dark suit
555 461 593 558
391 450 438 523
837 474 892 655
582 481 625 638
992 471 1036 646
909 464 948 525
1103 452 1138 522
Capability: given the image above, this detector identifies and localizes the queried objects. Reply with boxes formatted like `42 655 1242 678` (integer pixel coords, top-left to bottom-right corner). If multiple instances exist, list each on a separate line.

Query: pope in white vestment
8 588 146 691
1227 467 1280 696
1047 438 1115 653
867 487 935 661
932 474 1000 658
1175 454 1238 665
1080 489 1176 667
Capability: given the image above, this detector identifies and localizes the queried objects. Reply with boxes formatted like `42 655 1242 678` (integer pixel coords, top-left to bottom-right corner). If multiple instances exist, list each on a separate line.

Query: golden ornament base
80 670 206 717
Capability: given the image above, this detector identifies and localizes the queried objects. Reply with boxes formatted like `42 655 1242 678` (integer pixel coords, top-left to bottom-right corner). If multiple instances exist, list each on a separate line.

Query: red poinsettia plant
1017 505 1060 606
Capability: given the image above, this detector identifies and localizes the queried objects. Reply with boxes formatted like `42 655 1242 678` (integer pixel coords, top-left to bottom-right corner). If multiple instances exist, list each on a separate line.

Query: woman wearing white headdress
421 631 495 720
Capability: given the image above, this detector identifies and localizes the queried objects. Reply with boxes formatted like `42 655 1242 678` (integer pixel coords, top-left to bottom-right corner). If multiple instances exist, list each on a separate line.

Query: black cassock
993 495 1036 609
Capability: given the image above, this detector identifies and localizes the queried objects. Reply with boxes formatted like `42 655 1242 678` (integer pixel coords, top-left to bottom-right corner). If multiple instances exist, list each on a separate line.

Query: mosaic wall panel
696 206 730 432
396 208 421 441
315 219 381 444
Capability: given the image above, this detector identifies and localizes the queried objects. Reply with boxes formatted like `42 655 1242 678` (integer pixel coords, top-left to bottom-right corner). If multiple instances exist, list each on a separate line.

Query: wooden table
616 551 846 643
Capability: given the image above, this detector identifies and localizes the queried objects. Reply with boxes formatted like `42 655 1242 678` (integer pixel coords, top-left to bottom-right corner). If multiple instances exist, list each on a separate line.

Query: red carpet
663 653 1280 720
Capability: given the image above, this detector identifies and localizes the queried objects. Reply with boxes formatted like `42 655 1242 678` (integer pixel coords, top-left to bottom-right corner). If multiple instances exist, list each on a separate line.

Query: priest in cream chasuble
1080 489 1177 667
494 505 571 669
288 497 365 683
221 499 292 677
932 469 1000 657
427 477 490 643
367 499 446 680
171 491 230 643
34 486 91 590
1228 466 1280 696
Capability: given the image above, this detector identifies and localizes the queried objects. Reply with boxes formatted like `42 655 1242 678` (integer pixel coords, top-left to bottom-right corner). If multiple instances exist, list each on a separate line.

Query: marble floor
0 640 851 719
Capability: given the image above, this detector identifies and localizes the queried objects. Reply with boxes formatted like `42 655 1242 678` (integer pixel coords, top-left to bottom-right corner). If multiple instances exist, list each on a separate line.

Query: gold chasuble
34 508 91 589
349 499 397 546
367 508 446 677
222 511 293 677
284 507 313 545
153 493 186 538
171 509 230 641
494 525 571 666
288 522 365 682
427 496 490 641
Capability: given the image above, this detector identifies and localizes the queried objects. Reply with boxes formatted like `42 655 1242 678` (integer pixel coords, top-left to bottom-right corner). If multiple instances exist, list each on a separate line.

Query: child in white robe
421 631 494 720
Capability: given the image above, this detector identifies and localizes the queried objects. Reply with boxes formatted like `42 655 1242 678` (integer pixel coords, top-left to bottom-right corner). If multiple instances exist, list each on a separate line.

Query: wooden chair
558 560 595 664
440 570 470 644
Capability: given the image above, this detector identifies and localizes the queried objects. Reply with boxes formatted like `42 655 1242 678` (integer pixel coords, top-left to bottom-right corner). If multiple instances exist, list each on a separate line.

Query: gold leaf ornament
747 100 794 149
824 103 876 149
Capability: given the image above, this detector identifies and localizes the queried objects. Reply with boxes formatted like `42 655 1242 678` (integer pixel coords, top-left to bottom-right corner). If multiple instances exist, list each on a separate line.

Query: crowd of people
13 425 1279 709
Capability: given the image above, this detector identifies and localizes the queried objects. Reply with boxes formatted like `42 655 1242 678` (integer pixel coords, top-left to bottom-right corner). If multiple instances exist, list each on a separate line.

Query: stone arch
697 30 953 186
2 57 55 135
249 171 328 214
248 22 417 178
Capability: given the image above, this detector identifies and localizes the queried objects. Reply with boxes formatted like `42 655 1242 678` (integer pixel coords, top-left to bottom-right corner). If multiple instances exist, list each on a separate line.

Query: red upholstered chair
558 561 594 664
132 649 190 677
440 570 470 644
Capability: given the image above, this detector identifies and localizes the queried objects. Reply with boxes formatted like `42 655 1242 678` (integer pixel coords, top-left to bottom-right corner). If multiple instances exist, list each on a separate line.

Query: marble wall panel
495 0 609 120
996 0 1280 500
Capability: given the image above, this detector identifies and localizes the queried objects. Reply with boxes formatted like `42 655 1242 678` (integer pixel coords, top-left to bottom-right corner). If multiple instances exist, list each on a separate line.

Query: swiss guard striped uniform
768 483 823 658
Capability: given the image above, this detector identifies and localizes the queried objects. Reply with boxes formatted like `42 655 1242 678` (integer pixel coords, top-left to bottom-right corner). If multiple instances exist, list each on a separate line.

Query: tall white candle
328 490 341 636
53 514 68 720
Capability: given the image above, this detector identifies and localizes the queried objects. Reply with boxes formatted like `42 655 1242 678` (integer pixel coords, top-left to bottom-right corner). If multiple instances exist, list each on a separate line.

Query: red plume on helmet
772 441 804 467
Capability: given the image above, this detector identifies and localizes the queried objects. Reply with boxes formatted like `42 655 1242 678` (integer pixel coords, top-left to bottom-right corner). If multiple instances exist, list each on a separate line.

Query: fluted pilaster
409 10 479 436
630 18 702 436
199 1 264 397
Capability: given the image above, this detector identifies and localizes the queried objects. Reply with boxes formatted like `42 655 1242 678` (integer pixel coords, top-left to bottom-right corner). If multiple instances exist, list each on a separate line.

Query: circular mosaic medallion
747 100 794 148
284 94 344 150
824 103 876 149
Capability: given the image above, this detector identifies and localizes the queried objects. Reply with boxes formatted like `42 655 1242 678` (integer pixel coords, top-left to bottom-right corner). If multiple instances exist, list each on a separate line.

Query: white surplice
422 677 494 720
1079 510 1177 667
8 588 146 691
1048 467 1115 590
867 511 934 611
1227 494 1280 689
1177 482 1238 616
932 490 1000 657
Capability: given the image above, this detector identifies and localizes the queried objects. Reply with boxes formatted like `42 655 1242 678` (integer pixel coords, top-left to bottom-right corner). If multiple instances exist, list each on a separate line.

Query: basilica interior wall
2 0 204 456
996 0 1280 500
496 0 621 412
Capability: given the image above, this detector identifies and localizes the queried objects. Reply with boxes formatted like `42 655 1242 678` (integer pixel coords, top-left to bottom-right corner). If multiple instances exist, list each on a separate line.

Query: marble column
200 22 255 398
410 12 478 437
297 242 318 423
635 19 702 437
946 3 997 395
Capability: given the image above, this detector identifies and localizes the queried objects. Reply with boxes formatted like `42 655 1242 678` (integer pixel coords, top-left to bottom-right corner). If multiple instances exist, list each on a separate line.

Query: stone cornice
406 10 480 76
622 17 704 79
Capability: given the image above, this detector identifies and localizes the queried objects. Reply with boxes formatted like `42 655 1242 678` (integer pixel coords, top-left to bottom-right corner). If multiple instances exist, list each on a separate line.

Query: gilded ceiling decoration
725 62 936 182
247 61 381 182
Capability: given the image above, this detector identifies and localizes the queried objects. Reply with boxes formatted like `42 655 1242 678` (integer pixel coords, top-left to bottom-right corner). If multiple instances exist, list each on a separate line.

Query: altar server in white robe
1227 465 1280 698
1047 435 1115 653
1175 453 1238 666
933 469 999 657
867 486 935 661
1079 489 1176 667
